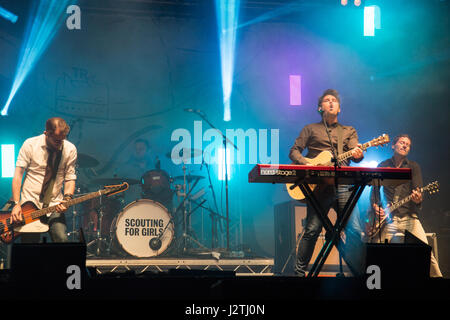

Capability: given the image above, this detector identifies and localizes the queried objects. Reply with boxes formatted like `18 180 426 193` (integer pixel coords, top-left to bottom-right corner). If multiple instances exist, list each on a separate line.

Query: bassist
9 117 77 243
369 134 442 277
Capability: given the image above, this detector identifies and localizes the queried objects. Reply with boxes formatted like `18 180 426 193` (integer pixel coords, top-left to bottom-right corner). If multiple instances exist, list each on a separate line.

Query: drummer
117 138 163 204
125 139 158 174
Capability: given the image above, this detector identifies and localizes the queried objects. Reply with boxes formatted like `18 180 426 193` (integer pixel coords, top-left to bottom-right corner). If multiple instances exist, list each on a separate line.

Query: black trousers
295 184 363 276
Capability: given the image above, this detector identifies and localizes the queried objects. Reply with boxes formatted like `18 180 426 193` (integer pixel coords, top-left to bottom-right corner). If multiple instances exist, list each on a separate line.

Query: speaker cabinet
10 242 87 291
273 201 343 275
365 238 431 286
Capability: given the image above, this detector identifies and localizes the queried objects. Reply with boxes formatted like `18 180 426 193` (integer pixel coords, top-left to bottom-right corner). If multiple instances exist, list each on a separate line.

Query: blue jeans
21 212 68 243
295 184 363 276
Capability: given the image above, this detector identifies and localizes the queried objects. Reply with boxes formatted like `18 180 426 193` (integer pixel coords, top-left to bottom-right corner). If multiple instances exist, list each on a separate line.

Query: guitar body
366 181 440 240
0 202 49 243
286 150 333 200
285 134 390 201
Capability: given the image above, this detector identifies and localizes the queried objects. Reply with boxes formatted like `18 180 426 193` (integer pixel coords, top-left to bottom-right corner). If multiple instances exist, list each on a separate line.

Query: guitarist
370 134 442 277
289 88 364 277
9 117 77 243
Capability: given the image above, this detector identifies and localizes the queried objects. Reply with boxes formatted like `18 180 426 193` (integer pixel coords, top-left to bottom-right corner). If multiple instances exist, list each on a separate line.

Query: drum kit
68 148 224 259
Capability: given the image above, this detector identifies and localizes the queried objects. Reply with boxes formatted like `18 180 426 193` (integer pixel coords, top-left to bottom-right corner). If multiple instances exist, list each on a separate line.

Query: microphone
149 237 162 250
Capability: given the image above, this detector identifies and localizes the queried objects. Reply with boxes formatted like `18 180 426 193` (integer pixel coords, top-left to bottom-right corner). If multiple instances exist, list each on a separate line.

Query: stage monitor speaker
273 201 343 275
365 231 431 286
11 242 87 290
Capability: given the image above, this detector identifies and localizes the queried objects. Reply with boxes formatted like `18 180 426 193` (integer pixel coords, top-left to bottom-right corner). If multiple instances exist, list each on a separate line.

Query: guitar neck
31 190 103 220
337 141 371 163
386 185 429 214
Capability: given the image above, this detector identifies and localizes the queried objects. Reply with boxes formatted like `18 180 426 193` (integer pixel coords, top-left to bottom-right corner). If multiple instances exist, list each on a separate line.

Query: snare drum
111 199 174 257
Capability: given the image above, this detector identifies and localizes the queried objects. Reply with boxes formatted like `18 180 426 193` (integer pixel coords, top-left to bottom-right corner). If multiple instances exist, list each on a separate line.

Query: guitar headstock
370 134 390 147
424 181 439 195
102 182 129 197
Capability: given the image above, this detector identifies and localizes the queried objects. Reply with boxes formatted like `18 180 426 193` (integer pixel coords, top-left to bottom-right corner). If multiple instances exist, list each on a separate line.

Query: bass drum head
114 199 174 258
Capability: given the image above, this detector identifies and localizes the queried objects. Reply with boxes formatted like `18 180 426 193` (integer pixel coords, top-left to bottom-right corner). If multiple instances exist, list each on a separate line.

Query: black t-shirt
371 157 423 217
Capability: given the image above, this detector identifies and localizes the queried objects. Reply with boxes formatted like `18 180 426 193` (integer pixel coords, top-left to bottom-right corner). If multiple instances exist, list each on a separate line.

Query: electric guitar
366 181 439 239
0 182 129 244
286 134 390 200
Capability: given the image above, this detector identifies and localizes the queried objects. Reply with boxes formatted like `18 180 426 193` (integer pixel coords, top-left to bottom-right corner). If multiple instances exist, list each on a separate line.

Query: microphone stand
322 114 344 277
195 111 237 252
202 158 222 249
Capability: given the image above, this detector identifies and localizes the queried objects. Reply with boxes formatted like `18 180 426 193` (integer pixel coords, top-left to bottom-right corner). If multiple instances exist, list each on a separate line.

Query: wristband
63 194 74 201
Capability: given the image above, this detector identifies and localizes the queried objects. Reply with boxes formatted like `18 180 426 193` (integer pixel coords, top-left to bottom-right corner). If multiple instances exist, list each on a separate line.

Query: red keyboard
248 164 411 186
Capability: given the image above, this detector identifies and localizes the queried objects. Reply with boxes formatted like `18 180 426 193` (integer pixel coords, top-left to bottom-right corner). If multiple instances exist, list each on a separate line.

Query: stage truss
86 258 274 276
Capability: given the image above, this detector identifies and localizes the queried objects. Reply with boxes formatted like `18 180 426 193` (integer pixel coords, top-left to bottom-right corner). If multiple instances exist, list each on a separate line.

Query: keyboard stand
295 179 369 277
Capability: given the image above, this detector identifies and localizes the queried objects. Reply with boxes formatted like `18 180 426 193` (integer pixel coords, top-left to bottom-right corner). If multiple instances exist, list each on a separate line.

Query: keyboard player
289 88 364 277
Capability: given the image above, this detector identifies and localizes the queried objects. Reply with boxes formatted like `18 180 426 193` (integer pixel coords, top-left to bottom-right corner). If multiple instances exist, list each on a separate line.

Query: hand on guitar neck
10 201 69 224
411 187 423 204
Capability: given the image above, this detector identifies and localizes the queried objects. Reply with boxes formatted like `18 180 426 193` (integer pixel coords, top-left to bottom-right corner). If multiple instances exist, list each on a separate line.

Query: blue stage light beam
1 0 73 116
217 147 232 181
215 0 241 122
0 6 18 23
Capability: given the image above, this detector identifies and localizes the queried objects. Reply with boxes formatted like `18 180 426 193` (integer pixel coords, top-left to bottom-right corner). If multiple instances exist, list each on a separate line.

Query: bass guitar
366 180 440 239
0 182 129 243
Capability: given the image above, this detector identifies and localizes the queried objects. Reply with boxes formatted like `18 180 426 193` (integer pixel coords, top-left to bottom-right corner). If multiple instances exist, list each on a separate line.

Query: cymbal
77 153 99 168
173 175 204 182
166 148 203 159
89 177 140 186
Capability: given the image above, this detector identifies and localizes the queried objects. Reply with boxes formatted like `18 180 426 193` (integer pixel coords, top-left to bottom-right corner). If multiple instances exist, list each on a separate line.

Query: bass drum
111 199 174 258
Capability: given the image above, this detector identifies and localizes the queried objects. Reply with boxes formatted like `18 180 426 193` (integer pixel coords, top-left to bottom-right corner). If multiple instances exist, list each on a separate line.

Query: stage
1 255 448 302
0 1 449 313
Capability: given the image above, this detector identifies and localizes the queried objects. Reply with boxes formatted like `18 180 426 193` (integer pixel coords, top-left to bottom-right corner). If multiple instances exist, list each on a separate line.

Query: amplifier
273 201 343 275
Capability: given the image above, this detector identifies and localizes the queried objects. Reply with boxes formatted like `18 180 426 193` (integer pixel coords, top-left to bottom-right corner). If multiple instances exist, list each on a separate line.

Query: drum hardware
165 148 203 161
86 195 110 257
190 188 205 201
148 203 179 251
67 200 81 241
67 173 90 241
201 158 226 250
189 110 238 251
171 160 215 255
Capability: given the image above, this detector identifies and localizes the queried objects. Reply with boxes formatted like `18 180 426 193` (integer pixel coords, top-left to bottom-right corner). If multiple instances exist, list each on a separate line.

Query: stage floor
1 256 448 303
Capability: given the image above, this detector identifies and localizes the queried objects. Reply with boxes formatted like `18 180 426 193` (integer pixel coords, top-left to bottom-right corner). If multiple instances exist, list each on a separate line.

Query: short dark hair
318 89 341 107
135 138 149 149
392 134 412 145
45 117 70 135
